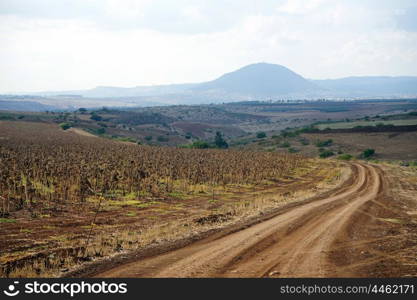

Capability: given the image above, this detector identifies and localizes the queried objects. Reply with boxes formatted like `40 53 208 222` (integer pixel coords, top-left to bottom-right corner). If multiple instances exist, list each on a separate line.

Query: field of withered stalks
0 121 344 277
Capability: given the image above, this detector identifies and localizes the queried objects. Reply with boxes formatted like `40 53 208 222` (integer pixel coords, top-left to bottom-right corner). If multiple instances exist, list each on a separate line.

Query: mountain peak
193 63 319 97
238 62 289 69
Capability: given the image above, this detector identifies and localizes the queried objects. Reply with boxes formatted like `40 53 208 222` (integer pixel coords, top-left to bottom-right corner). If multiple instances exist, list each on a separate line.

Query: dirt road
93 163 399 277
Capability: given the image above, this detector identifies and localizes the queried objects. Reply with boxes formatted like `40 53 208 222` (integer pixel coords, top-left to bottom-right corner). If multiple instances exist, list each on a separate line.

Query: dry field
0 121 342 277
93 162 417 278
300 132 417 160
242 131 417 161
316 119 417 130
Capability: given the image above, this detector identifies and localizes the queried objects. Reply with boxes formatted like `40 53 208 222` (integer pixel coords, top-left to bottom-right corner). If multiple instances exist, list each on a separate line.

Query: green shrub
362 148 375 159
186 141 211 149
297 126 316 133
288 147 298 153
214 131 228 149
90 113 102 121
256 132 267 139
96 128 106 135
315 139 333 147
319 150 334 158
144 136 153 141
59 122 72 130
280 130 298 138
338 154 353 160
157 136 169 142
279 141 291 148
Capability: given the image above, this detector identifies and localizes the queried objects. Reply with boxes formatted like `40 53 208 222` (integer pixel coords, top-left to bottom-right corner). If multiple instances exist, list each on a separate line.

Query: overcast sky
1 0 417 93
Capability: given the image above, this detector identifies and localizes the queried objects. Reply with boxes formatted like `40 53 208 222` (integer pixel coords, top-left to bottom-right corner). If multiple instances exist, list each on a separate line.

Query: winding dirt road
95 162 386 278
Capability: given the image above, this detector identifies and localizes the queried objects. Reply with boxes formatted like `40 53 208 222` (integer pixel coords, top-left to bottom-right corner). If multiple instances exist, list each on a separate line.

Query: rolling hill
6 63 417 109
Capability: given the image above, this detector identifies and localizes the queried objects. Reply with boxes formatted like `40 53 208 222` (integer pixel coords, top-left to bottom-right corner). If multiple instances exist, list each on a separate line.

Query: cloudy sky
1 0 416 93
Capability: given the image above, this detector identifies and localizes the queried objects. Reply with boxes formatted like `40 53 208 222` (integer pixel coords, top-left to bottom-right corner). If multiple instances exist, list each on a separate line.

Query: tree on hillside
257 132 267 138
214 131 228 149
90 113 102 121
362 149 375 159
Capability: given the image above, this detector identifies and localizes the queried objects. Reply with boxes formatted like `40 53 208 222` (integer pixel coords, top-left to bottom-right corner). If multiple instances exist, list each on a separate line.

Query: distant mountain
37 83 198 98
312 76 417 97
0 100 57 111
9 63 417 109
33 63 323 101
193 63 321 97
81 83 199 98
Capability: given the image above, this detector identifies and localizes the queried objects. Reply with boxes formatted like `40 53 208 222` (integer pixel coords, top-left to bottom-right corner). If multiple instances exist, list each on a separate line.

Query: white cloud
0 0 416 93
275 0 328 15
102 0 150 20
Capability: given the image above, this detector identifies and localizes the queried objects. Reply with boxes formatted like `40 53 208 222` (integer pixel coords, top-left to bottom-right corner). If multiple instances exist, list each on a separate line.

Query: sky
1 0 417 93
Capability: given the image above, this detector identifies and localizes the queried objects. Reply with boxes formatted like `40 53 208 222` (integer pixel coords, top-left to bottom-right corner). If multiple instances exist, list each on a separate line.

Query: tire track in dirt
94 163 385 278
